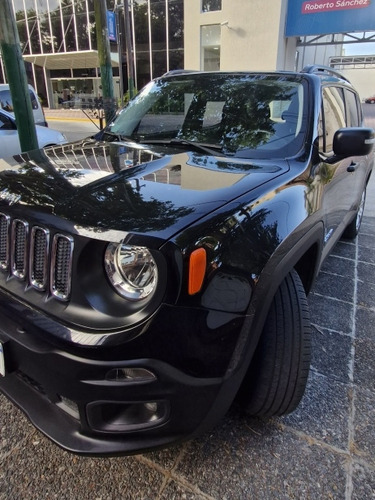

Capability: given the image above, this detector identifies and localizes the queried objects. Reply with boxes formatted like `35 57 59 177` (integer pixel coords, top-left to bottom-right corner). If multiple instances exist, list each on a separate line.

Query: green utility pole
124 0 135 100
94 0 116 126
0 0 39 153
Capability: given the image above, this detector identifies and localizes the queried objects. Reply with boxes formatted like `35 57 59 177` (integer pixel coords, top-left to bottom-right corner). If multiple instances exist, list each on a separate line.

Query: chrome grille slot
0 213 73 302
51 234 74 301
0 213 10 270
11 219 29 279
30 226 49 290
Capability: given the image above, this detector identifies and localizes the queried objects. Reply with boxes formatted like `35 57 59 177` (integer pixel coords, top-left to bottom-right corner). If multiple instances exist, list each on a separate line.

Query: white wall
340 68 375 100
184 0 297 72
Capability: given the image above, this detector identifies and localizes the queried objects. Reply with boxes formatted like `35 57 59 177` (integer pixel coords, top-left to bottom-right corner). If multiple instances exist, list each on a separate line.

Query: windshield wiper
101 131 132 142
140 137 225 157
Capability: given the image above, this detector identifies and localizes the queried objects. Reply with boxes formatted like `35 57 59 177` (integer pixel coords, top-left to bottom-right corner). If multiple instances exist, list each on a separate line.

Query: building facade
184 0 298 72
183 1 374 99
0 0 184 108
184 0 347 74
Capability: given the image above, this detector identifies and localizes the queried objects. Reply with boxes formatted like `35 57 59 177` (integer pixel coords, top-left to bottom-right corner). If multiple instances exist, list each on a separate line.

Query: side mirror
0 114 17 131
333 127 374 157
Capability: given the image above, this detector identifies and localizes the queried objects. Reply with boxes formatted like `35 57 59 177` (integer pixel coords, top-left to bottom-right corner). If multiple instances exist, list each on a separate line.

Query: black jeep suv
0 66 373 456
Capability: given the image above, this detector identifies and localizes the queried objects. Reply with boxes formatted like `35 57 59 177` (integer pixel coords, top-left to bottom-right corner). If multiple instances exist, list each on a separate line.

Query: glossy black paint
0 69 373 455
0 142 289 338
0 143 288 239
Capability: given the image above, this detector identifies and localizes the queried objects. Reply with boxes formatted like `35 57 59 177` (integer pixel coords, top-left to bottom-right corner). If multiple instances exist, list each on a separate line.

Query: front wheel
239 270 311 417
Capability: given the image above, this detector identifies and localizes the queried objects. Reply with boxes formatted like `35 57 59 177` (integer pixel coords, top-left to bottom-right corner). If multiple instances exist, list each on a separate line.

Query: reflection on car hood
0 140 289 241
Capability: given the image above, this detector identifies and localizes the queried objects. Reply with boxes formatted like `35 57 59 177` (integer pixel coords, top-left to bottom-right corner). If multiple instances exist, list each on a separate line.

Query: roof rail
301 65 350 83
161 69 197 77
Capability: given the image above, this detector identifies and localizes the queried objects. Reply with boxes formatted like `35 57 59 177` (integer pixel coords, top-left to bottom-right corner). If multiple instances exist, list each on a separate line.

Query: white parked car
0 83 48 127
0 108 67 158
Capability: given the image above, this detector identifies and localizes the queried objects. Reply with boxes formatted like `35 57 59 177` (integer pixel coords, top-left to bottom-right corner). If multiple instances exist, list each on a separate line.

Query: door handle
347 162 357 173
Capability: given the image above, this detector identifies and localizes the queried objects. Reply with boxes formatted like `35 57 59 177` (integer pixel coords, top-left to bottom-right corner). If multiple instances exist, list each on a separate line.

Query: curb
47 116 100 124
44 107 102 125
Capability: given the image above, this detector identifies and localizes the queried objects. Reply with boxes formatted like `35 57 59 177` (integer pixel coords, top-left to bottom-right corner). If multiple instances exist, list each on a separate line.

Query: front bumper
0 306 226 456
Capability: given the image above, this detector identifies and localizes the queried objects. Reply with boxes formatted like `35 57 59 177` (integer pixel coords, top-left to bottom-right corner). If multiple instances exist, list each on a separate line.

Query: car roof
300 65 357 90
0 83 34 90
161 66 353 87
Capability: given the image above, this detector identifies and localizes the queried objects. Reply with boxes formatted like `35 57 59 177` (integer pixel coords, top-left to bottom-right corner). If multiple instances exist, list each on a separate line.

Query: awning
23 50 119 70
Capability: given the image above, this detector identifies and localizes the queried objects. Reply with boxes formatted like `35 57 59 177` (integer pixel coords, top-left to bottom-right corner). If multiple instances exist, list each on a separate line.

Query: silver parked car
0 84 48 127
0 109 67 158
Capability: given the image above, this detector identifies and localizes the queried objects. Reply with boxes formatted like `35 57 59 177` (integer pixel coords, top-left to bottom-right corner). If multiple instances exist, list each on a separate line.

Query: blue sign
286 0 375 36
107 10 117 42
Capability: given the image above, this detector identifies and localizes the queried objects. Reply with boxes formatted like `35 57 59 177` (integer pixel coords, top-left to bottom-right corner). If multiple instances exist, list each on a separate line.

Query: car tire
239 269 311 417
342 187 366 240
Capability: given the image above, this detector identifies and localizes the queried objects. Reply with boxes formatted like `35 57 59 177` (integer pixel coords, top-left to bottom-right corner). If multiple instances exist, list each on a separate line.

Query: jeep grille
0 213 73 301
12 219 29 279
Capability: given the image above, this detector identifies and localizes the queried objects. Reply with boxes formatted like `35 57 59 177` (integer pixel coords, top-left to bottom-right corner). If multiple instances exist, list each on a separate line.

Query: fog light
87 400 169 432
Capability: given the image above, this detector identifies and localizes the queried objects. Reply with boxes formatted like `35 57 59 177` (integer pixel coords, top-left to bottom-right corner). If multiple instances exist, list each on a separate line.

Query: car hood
34 124 67 148
0 140 289 242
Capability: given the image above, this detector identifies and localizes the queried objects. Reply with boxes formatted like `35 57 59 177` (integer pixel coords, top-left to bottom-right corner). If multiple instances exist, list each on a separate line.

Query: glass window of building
151 0 168 80
202 0 222 12
12 0 97 55
3 0 184 108
133 0 184 88
201 25 221 71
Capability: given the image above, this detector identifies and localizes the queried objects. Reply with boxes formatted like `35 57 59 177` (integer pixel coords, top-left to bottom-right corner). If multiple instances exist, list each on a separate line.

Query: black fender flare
230 220 324 375
196 221 324 430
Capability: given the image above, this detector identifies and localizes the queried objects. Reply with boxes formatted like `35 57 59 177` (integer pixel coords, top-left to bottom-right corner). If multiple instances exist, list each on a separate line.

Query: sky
344 33 375 56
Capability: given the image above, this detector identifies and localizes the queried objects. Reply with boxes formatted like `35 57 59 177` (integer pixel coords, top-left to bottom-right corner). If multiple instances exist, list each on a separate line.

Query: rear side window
29 90 38 110
0 89 38 111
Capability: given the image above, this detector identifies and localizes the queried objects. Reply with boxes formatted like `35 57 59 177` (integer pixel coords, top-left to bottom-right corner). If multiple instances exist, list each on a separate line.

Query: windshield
109 73 308 159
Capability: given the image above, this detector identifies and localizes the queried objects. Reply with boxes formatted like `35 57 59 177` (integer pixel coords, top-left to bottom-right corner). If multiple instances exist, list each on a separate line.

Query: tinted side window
320 87 346 153
345 89 360 127
29 89 38 110
0 89 38 111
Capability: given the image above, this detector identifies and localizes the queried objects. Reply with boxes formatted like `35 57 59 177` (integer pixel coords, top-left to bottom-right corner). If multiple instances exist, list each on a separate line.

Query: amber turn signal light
188 248 207 295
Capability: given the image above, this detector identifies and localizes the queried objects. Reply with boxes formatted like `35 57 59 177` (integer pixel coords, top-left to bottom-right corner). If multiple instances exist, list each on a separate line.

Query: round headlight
105 243 158 301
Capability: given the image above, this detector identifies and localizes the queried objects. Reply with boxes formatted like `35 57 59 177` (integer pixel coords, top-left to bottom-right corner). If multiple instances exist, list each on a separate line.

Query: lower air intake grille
0 213 74 301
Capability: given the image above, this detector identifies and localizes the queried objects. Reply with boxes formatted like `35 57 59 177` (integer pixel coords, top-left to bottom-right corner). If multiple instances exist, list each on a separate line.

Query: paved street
0 107 374 499
45 108 100 142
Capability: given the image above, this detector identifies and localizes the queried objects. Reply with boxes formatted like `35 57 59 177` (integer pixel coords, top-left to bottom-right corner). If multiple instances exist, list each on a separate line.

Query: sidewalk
44 107 101 124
